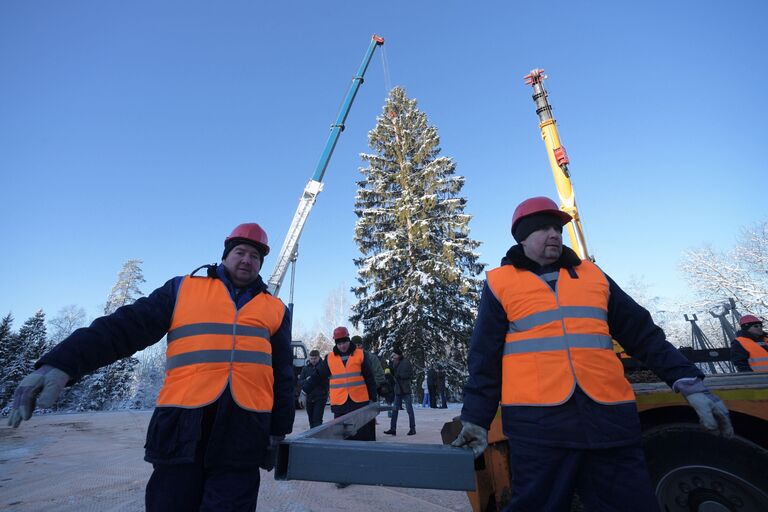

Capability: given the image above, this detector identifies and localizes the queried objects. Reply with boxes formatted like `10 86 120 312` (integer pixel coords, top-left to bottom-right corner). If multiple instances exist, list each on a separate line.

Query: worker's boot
407 428 416 436
383 429 396 435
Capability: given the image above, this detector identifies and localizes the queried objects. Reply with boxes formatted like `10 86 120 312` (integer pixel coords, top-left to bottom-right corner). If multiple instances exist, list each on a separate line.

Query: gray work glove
298 390 307 409
450 420 488 458
260 435 285 472
674 377 734 438
8 365 70 428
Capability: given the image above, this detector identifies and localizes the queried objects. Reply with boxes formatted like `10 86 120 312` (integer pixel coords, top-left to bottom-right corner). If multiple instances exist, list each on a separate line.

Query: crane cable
380 44 393 94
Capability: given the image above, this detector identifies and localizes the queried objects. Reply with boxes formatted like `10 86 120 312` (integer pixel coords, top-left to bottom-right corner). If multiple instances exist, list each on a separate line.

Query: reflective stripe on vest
328 349 369 405
487 260 635 406
736 336 768 372
156 276 285 411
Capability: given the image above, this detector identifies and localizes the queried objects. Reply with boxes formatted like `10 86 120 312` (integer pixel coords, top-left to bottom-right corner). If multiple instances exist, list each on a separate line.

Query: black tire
643 424 768 512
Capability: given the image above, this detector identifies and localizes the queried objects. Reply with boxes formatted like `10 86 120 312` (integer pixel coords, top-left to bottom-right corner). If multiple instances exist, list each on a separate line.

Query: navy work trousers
146 462 261 512
305 397 325 428
390 393 415 432
506 439 660 512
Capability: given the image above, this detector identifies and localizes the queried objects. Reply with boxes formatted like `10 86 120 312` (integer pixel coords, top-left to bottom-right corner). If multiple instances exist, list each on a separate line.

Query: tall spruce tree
351 87 484 390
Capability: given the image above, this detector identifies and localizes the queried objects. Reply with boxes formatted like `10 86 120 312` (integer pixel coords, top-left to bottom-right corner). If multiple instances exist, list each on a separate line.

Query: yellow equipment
524 69 593 262
525 68 629 359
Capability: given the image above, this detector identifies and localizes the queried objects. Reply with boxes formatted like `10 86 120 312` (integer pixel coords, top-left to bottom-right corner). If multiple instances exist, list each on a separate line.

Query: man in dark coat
436 363 448 408
383 347 416 436
298 349 328 427
8 223 295 511
452 197 733 512
383 361 396 417
426 365 438 408
351 334 386 394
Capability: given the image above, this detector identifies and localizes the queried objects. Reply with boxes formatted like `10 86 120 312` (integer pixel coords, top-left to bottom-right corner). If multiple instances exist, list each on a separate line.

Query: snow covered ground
0 404 472 511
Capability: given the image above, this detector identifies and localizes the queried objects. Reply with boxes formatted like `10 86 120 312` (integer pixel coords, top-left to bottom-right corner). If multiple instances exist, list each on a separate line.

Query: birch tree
680 220 768 319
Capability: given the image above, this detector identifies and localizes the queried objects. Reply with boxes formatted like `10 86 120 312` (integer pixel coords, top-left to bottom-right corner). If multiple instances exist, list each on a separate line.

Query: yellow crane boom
524 68 593 261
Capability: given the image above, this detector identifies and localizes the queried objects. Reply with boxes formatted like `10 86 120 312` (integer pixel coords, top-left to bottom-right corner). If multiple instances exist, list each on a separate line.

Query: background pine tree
0 313 18 410
104 259 146 315
351 87 485 396
1 311 47 413
74 260 144 410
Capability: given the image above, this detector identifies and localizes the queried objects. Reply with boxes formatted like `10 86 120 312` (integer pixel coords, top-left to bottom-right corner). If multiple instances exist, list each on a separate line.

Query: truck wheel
643 424 768 511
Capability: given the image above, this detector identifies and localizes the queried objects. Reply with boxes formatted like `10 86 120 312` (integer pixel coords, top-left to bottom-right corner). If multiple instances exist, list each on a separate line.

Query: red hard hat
739 314 762 327
511 196 572 235
333 326 350 341
225 223 270 256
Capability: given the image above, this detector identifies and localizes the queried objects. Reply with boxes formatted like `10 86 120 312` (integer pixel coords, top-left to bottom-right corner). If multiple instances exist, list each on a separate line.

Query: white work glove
298 391 307 409
8 365 70 428
450 420 488 458
674 378 734 438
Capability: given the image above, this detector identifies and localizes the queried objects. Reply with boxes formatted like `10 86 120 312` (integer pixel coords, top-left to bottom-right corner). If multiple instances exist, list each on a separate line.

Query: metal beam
275 403 476 491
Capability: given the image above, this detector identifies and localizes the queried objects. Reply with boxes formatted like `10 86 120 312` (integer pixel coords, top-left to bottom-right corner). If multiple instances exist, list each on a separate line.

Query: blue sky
1 1 766 335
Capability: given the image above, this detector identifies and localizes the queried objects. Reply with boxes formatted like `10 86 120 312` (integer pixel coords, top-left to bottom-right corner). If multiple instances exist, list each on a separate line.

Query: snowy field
0 404 472 511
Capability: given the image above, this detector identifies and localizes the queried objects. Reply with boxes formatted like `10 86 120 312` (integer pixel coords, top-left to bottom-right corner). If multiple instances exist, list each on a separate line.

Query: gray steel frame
275 403 476 491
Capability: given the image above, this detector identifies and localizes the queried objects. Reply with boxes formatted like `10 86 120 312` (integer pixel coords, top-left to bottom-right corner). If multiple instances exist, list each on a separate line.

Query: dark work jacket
299 360 329 401
393 357 414 395
460 245 703 449
427 367 437 387
301 343 377 416
436 369 446 392
731 329 768 372
38 264 295 468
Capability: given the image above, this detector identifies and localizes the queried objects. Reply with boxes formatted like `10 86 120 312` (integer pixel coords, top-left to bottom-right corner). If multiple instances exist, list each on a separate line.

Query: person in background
383 347 416 436
453 196 733 512
351 335 386 395
299 326 377 488
731 314 768 372
8 223 295 511
298 349 328 427
436 363 448 408
421 374 430 408
427 365 438 408
383 361 396 418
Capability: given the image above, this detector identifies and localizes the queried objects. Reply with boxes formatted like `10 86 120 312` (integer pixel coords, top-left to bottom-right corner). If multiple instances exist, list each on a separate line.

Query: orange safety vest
735 336 768 372
156 276 285 411
487 260 635 406
328 349 369 405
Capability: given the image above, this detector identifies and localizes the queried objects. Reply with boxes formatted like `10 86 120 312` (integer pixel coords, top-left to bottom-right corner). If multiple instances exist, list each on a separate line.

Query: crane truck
446 69 768 512
273 62 768 511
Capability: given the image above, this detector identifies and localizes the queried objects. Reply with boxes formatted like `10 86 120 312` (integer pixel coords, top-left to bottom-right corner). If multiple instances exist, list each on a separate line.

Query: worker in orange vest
731 314 768 372
299 326 378 487
452 197 733 512
300 326 378 433
8 223 295 511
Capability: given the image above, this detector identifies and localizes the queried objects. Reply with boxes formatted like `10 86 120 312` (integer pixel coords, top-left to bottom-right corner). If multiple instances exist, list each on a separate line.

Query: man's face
336 340 350 353
223 243 262 288
747 323 764 336
520 224 563 265
309 355 320 365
